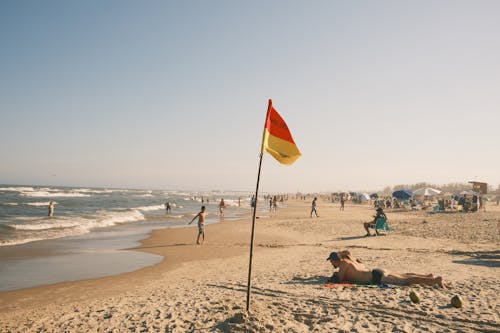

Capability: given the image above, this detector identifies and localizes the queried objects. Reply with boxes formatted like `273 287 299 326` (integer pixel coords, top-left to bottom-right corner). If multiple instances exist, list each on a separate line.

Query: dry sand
1 199 499 332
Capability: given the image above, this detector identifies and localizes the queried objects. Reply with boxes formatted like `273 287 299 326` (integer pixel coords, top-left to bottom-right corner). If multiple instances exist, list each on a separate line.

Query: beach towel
324 283 358 288
324 283 393 289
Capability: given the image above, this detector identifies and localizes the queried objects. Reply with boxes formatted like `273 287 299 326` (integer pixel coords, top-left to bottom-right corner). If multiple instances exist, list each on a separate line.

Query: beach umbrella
392 189 413 199
413 187 441 196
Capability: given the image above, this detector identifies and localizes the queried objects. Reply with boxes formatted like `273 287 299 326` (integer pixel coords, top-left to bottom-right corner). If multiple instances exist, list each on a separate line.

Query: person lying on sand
326 250 447 288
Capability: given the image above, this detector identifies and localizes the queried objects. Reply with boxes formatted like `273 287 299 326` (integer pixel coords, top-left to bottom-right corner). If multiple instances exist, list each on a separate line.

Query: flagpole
246 100 271 312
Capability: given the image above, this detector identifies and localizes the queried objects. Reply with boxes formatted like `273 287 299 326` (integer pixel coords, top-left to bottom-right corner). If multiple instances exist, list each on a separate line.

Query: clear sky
1 1 499 193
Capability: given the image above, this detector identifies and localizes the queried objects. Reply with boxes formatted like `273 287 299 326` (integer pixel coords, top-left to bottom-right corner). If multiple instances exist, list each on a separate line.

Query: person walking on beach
219 198 226 217
188 206 206 245
165 202 171 214
340 196 345 211
326 251 446 288
48 201 55 217
310 197 319 217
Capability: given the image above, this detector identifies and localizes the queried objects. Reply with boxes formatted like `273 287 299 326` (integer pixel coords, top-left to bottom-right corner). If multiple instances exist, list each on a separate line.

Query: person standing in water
48 201 55 217
219 198 226 216
188 206 207 245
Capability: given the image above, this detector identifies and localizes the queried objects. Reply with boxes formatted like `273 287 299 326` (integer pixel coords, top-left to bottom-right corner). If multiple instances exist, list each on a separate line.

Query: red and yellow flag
262 99 301 165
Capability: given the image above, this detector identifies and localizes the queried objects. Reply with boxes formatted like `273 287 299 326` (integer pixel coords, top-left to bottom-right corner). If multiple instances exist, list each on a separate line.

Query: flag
262 99 301 165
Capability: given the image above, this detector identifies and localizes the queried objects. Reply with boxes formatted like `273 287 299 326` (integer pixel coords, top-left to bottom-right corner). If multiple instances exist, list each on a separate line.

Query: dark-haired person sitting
363 207 386 236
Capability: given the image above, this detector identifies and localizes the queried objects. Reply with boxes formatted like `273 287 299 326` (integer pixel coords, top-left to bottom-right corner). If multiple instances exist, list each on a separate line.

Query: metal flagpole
246 104 270 312
245 151 263 312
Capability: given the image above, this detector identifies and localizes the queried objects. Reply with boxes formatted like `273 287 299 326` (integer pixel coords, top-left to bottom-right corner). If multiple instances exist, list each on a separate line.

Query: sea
0 185 256 291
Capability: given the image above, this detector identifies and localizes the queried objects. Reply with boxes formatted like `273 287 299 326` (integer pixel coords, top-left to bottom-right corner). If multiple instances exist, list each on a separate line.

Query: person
165 202 171 214
326 251 446 288
188 206 206 245
219 198 226 216
310 197 319 217
251 195 256 208
340 196 345 211
48 201 55 217
363 207 386 236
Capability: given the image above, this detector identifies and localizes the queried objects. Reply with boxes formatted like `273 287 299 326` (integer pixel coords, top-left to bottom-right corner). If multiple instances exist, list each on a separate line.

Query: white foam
222 199 245 207
9 220 81 231
136 193 153 197
1 237 46 246
135 204 165 212
74 188 129 194
0 187 35 192
21 191 90 198
25 201 53 206
3 203 19 206
165 215 184 219
93 209 145 227
2 210 146 246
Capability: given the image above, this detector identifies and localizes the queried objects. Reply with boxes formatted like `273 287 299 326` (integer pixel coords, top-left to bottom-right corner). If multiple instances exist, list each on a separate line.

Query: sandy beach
1 199 499 332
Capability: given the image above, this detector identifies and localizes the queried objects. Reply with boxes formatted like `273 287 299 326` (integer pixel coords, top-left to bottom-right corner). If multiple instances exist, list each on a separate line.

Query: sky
1 0 499 193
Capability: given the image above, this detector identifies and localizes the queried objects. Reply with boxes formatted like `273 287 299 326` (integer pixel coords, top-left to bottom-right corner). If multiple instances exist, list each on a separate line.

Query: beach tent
358 193 370 202
413 188 441 196
392 189 413 199
459 190 479 196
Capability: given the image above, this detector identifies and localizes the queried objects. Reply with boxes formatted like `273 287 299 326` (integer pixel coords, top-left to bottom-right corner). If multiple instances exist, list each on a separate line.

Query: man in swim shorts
188 206 206 245
326 251 446 288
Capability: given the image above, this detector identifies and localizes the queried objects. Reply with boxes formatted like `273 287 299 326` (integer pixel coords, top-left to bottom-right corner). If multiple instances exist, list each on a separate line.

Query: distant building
469 181 488 194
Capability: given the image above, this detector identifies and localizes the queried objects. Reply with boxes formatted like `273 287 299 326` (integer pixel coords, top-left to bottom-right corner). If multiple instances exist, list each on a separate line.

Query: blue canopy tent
392 189 413 200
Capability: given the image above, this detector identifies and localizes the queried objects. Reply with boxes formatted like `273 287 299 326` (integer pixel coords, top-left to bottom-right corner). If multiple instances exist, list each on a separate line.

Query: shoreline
1 200 499 332
0 208 272 313
0 205 255 292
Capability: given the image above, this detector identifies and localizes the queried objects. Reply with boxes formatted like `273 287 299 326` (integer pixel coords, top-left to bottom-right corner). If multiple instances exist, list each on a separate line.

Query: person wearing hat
326 250 446 287
363 207 387 236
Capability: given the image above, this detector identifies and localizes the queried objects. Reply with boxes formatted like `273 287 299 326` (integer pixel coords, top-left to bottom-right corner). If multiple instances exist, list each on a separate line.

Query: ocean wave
166 215 184 219
95 210 145 226
0 186 35 192
2 203 19 206
223 199 248 207
135 204 165 212
21 191 91 198
9 220 81 231
1 210 146 247
0 237 47 246
74 188 129 194
25 201 54 206
135 193 153 197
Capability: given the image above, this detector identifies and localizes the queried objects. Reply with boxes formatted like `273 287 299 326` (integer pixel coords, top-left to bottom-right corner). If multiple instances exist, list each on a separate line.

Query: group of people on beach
185 196 447 288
